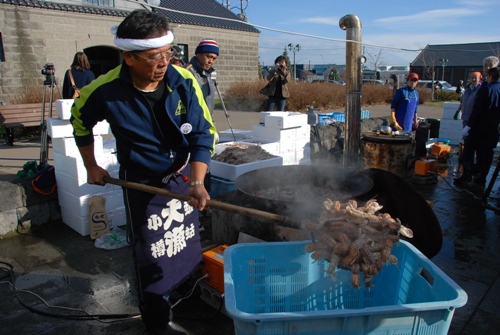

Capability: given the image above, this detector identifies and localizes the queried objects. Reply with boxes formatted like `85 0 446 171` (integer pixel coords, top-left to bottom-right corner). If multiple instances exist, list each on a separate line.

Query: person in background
482 56 499 84
186 38 219 116
62 52 95 99
70 10 216 334
455 67 500 187
170 45 185 66
263 55 290 111
455 80 465 98
186 38 220 201
455 56 499 183
390 72 420 131
454 72 482 126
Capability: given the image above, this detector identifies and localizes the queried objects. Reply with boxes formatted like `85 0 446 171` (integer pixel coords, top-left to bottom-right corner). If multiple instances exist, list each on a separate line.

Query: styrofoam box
60 205 126 236
56 99 74 120
53 151 119 181
210 156 283 181
265 113 308 129
47 118 111 138
296 124 311 140
52 135 103 158
224 240 467 335
103 137 117 152
259 111 288 124
57 188 124 217
218 129 252 143
279 138 296 153
252 124 297 141
281 151 297 165
439 118 463 145
442 102 460 119
296 147 311 163
295 138 310 151
55 170 118 197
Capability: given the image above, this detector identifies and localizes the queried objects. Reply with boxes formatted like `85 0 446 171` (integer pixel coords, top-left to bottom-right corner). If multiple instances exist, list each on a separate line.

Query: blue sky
227 0 500 68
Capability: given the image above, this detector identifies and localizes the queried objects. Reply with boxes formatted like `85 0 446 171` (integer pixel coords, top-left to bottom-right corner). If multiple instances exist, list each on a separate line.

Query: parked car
417 80 457 93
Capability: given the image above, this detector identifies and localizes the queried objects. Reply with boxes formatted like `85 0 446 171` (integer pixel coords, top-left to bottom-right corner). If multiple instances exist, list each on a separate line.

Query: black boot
454 162 472 183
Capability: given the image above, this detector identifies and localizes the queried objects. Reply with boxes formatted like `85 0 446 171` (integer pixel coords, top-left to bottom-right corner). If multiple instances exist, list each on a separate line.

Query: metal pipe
339 14 362 167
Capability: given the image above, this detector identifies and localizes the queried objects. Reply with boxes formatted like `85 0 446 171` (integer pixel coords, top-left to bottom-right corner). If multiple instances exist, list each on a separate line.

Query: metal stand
482 157 500 212
213 80 236 142
39 74 61 168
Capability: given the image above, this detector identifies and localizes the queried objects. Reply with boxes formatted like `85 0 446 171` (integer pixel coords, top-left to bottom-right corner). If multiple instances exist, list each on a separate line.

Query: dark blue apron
122 164 202 299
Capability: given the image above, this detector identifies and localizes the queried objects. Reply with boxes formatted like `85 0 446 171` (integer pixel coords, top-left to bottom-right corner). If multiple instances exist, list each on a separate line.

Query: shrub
225 80 412 112
8 82 61 104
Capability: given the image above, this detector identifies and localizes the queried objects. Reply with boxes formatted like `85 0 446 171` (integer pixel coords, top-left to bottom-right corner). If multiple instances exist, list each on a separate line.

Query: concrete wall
0 4 259 104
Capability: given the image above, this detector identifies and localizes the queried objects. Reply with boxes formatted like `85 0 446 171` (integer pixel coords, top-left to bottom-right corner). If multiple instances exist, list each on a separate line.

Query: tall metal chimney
339 14 363 167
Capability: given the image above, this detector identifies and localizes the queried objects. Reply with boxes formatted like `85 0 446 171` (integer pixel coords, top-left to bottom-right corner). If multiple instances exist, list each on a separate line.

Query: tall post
339 14 362 168
287 43 300 81
440 58 448 81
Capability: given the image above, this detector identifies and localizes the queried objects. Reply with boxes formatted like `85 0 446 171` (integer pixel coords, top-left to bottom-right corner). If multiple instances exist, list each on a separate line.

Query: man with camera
261 55 290 111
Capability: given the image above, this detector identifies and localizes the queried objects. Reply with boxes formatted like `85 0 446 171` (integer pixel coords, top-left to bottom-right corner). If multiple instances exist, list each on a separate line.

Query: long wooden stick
103 176 302 228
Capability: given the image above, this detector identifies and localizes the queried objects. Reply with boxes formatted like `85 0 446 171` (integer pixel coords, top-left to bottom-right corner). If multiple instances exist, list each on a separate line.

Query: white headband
111 25 174 51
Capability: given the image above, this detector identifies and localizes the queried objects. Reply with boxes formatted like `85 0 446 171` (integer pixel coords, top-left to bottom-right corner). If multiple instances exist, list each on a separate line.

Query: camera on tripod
41 63 55 78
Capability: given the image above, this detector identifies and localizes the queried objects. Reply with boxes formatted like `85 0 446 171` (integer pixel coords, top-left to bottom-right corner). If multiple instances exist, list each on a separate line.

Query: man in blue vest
390 72 420 131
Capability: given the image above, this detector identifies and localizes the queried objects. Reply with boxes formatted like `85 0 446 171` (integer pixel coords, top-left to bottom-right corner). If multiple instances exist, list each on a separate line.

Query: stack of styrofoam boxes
49 100 125 236
251 111 311 165
210 142 283 181
439 102 463 145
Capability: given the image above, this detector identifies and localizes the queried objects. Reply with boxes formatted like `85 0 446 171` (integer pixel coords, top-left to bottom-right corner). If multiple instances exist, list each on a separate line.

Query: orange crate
431 144 451 157
202 245 228 292
415 159 438 176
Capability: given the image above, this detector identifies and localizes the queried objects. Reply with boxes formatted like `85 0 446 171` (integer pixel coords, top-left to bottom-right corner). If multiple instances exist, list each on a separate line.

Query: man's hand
86 165 110 186
389 111 402 130
188 184 210 211
462 125 471 137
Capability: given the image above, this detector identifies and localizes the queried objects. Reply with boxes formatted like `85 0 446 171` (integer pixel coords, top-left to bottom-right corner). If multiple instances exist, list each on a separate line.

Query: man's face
124 44 173 88
483 62 496 77
407 78 418 88
196 53 218 71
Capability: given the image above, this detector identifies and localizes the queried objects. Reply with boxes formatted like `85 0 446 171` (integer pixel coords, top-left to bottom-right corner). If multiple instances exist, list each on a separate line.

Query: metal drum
360 131 416 178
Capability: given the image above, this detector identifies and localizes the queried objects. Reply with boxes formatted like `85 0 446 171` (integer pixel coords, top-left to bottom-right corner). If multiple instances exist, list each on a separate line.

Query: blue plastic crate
224 240 467 335
209 177 236 197
331 112 345 122
361 109 371 119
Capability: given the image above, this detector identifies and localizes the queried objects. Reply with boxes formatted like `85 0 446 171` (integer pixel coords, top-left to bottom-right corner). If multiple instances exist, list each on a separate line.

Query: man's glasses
133 49 175 64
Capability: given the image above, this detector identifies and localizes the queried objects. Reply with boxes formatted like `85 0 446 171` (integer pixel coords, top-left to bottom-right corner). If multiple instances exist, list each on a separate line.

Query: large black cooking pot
234 165 373 220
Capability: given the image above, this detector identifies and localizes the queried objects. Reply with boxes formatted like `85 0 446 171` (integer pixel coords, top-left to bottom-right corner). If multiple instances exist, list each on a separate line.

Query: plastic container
224 240 467 335
209 177 236 197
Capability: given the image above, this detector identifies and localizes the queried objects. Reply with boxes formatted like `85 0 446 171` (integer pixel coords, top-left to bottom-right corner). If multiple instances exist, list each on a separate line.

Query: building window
0 33 5 62
83 0 114 7
177 44 188 65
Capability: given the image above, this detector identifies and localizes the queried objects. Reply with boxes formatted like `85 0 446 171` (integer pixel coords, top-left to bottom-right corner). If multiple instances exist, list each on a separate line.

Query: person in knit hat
186 38 219 115
185 38 220 210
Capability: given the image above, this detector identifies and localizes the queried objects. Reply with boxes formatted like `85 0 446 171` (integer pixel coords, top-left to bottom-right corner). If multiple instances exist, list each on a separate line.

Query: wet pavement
1 106 500 334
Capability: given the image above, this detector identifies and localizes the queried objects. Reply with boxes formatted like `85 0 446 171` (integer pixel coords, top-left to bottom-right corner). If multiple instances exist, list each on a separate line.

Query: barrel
360 132 416 178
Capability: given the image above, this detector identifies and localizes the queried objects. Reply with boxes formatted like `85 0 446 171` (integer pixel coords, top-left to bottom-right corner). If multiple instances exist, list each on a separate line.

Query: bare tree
365 48 386 72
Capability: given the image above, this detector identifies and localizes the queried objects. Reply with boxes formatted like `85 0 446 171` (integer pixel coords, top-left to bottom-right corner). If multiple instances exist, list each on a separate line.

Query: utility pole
439 58 448 81
287 43 300 82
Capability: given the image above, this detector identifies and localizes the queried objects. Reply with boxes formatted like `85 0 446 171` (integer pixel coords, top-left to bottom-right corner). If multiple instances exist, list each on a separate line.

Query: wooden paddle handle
103 176 301 228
